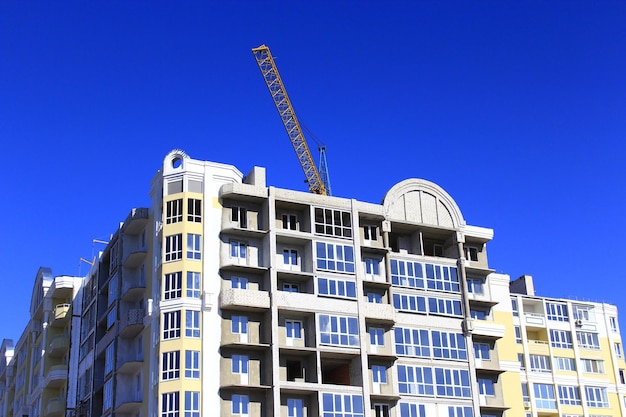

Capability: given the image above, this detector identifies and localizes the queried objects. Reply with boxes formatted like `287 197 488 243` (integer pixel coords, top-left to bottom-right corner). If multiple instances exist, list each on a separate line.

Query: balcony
115 392 142 414
47 335 70 357
119 309 145 339
123 248 147 268
524 313 546 328
363 303 395 323
44 364 68 388
50 304 70 327
121 278 146 302
470 320 505 339
44 398 65 417
220 288 270 311
122 207 149 235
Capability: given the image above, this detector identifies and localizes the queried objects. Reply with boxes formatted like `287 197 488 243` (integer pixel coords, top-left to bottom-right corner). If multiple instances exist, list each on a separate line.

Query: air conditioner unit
575 319 583 326
523 401 531 408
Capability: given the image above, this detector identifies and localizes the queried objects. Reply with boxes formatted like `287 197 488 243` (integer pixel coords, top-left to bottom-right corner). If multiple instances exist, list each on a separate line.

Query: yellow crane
252 44 331 196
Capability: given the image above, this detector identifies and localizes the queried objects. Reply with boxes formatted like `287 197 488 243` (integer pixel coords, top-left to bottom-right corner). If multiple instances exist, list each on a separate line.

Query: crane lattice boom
252 45 327 196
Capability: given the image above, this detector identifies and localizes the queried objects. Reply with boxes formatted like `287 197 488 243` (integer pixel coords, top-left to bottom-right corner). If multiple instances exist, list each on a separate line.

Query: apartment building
0 267 83 417
1 149 625 417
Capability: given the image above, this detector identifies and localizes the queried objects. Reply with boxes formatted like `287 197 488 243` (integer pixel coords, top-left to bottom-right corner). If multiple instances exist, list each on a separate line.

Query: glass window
615 342 623 359
185 350 200 379
610 316 618 332
364 258 380 277
185 310 200 338
231 206 247 228
231 277 248 289
162 392 179 417
511 298 519 316
374 404 390 417
515 326 522 344
232 355 249 375
283 249 298 266
558 385 581 406
166 199 183 224
533 383 557 410
369 327 385 347
162 350 180 380
316 242 355 273
397 365 434 395
187 198 202 223
576 331 600 349
232 394 249 416
321 393 363 417
553 356 576 371
467 278 483 294
287 398 303 417
425 263 459 292
431 331 467 360
363 225 378 241
393 293 427 314
108 277 118 306
318 277 357 299
314 208 352 238
186 272 201 298
105 343 115 375
585 386 609 408
478 377 495 396
529 354 551 373
165 234 183 262
163 311 181 339
164 272 182 300
184 391 200 417
546 302 569 321
372 365 387 383
391 260 424 289
230 241 247 259
474 342 490 360
282 214 297 230
465 246 479 261
367 292 383 303
319 314 359 347
428 297 462 317
399 403 425 417
549 329 572 349
103 379 113 411
470 308 488 320
232 315 248 334
448 406 473 417
187 234 201 260
286 320 302 339
581 358 605 374
435 368 471 398
573 305 595 322
283 282 299 292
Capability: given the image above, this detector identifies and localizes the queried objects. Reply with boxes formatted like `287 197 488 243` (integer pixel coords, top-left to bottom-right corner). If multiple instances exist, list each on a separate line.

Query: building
1 149 625 417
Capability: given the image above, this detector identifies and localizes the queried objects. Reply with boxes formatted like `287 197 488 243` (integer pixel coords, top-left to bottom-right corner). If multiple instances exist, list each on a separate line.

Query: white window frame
164 272 182 300
372 365 387 383
163 311 181 340
185 310 200 338
162 392 180 417
585 386 609 408
231 276 248 289
166 199 183 224
162 350 180 381
165 234 183 262
185 350 200 379
232 394 249 416
369 327 385 347
282 213 297 231
186 234 201 260
286 320 303 340
184 391 200 417
231 206 248 228
187 198 202 223
186 272 201 298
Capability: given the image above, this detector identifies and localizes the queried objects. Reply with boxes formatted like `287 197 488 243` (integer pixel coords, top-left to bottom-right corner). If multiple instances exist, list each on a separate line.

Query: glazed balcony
44 397 65 417
50 304 70 327
47 335 70 357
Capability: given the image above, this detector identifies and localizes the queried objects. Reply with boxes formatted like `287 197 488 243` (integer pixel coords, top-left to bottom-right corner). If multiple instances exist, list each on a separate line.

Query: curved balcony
50 304 70 327
44 364 68 388
47 335 70 357
44 398 65 417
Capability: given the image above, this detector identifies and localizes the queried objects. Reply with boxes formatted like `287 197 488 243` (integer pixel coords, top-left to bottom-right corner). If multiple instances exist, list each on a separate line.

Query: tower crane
252 44 331 196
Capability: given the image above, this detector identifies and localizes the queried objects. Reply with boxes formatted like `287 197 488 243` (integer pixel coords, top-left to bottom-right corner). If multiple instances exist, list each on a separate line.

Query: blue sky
1 1 625 342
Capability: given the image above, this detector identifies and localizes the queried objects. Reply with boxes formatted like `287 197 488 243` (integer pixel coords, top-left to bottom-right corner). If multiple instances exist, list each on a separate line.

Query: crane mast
252 44 328 196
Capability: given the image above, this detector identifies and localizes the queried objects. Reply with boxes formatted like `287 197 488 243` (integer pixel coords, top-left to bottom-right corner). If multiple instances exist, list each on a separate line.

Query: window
372 365 387 383
187 234 201 260
232 394 248 416
393 293 427 313
465 246 479 261
620 369 625 384
425 264 459 292
435 368 471 398
186 272 201 298
166 199 183 224
467 278 483 294
165 234 183 262
397 365 434 395
448 407 473 417
164 272 182 300
367 292 383 303
546 302 569 321
318 277 357 299
581 358 605 374
550 329 572 349
106 307 116 328
585 386 609 408
573 305 595 321
287 398 303 417
515 326 522 344
282 214 297 230
615 342 623 359
230 241 247 259
108 277 118 305
553 357 576 371
577 331 600 349
286 320 302 339
283 249 298 267
231 277 248 289
185 310 200 338
558 385 581 405
374 404 390 417
478 377 495 396
431 331 467 360
522 383 529 402
399 403 425 417
391 260 424 289
283 282 299 292
184 391 200 417
187 198 202 222
163 311 181 339
369 327 385 347
474 342 490 360
185 350 200 379
428 297 462 316
103 379 113 411
316 242 355 273
162 351 180 380
511 298 519 316
529 354 551 373
518 353 525 370
231 206 247 228
232 355 249 376
610 316 618 332
364 258 380 278
533 383 557 410
470 308 488 320
363 225 378 241
322 393 363 417
314 207 352 238
232 315 248 335
319 314 359 347
105 343 115 375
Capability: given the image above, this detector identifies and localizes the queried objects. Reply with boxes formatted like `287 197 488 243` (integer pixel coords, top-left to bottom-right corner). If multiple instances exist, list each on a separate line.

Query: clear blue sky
1 1 625 342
